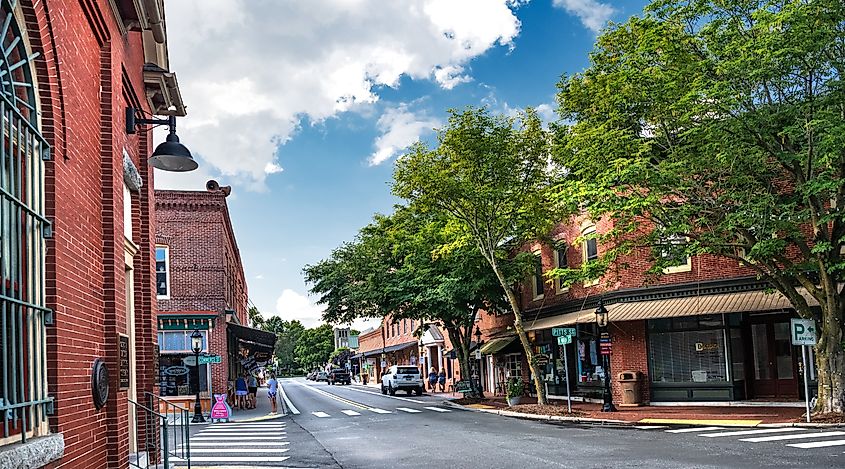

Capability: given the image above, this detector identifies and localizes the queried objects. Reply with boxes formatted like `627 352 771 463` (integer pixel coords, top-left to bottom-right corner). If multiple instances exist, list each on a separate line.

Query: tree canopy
555 0 845 413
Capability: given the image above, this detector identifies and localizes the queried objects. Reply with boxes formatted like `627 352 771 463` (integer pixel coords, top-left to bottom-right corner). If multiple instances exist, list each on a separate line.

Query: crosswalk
308 405 451 418
637 425 845 452
174 420 290 467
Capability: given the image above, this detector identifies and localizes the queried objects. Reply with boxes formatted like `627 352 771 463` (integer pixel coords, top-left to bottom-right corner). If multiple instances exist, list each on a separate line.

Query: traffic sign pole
802 345 811 423
562 343 571 413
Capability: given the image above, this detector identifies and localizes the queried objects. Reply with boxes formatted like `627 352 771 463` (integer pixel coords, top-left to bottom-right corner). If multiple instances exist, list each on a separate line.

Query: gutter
142 0 166 44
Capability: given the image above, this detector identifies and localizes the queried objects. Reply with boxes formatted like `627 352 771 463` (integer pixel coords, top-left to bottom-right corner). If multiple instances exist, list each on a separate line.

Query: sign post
556 332 574 413
790 318 817 423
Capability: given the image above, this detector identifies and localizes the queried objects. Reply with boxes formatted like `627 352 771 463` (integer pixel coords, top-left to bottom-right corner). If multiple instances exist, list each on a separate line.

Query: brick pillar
609 320 650 404
210 316 229 399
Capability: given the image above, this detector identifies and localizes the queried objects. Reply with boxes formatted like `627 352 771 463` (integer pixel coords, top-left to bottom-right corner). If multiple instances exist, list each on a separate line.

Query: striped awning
522 289 818 330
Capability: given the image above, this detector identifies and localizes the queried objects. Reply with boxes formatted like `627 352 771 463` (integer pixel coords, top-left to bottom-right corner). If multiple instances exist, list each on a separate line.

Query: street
179 378 844 468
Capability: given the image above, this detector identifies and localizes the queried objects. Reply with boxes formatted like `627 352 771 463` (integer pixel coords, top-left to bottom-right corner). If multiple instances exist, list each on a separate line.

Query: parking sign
790 318 817 346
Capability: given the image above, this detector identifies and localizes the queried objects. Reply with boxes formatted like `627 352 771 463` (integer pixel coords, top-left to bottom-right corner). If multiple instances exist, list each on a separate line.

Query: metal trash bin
618 370 643 406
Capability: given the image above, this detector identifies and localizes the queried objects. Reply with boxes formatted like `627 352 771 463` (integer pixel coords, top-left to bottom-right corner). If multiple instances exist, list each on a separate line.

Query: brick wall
608 321 650 404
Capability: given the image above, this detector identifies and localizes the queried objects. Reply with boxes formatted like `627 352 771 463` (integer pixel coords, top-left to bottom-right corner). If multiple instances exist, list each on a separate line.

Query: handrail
128 394 192 469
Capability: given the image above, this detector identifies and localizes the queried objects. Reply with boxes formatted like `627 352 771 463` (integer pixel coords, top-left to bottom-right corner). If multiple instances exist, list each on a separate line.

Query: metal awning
360 340 418 358
479 336 516 355
522 289 819 330
228 322 277 352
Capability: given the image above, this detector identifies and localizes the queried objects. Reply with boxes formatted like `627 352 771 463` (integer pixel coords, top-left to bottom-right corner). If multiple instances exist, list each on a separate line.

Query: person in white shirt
267 373 278 414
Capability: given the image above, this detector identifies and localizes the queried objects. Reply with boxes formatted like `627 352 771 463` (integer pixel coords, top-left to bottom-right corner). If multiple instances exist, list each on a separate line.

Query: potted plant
506 378 523 406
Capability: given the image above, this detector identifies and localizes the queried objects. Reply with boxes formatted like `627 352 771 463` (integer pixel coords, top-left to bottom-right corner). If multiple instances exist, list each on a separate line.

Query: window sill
532 294 545 301
662 264 692 274
0 433 64 469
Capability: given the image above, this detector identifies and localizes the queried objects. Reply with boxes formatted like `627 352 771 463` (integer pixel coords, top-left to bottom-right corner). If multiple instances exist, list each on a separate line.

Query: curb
441 401 844 429
441 400 632 427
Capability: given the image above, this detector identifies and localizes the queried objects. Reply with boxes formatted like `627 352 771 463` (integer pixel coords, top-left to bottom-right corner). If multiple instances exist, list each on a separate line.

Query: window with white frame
582 225 599 286
659 233 692 273
157 330 208 353
505 354 522 380
532 252 544 299
156 246 170 298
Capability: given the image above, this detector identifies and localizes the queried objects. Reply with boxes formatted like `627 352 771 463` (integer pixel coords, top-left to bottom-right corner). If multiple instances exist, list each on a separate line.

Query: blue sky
158 0 650 329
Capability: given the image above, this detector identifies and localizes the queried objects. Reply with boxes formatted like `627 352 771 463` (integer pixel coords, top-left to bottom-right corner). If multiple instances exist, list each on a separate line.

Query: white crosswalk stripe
174 420 291 467
699 428 804 438
634 425 667 430
787 439 845 449
396 407 422 413
312 411 331 418
740 431 845 443
369 408 392 414
423 407 450 413
341 410 361 416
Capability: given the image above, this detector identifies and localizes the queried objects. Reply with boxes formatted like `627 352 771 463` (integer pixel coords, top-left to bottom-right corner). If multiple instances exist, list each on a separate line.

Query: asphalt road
181 378 844 468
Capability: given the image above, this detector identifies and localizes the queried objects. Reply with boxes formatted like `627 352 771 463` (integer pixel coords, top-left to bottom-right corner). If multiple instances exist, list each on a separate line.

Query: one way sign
790 318 817 346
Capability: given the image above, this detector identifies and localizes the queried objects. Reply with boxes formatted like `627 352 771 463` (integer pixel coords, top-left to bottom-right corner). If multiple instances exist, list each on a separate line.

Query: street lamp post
190 329 206 423
595 299 615 412
472 326 483 394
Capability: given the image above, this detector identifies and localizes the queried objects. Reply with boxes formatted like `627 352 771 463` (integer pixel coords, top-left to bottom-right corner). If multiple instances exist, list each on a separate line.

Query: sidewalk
443 395 839 427
222 386 285 423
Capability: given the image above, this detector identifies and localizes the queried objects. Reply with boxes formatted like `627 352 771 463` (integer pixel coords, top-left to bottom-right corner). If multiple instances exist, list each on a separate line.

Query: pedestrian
428 367 438 392
438 369 446 392
235 374 248 410
248 374 258 409
267 372 278 414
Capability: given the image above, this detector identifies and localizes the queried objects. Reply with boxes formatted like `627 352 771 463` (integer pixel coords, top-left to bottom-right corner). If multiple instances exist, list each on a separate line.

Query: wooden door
749 317 798 398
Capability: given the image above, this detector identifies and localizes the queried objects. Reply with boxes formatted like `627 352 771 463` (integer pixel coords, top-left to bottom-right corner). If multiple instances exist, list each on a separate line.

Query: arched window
581 223 599 287
0 0 50 444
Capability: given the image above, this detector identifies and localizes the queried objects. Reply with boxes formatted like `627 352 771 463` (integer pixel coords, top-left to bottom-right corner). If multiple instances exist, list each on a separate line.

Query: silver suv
381 365 423 396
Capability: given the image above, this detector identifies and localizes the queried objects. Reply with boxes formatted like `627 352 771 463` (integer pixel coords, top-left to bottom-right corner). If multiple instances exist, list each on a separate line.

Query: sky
156 0 650 331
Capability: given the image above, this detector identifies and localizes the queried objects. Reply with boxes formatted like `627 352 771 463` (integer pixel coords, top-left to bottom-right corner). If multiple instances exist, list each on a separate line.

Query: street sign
552 327 576 337
199 354 222 365
182 356 197 367
791 318 817 346
557 335 572 345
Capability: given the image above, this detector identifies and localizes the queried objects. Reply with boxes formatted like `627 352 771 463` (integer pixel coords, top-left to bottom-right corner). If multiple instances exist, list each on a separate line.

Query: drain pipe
143 0 166 44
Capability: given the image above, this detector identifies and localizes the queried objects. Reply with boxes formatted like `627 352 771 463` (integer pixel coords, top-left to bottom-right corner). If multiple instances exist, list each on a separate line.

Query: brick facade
156 188 249 400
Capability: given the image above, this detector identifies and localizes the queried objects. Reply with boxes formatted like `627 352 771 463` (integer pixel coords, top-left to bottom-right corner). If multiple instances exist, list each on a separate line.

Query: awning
479 336 516 355
522 289 818 330
228 323 277 353
420 325 444 345
359 340 418 358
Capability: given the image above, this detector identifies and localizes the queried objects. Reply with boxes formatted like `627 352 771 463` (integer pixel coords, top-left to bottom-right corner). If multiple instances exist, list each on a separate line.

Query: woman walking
428 367 438 392
235 374 248 410
438 369 446 393
267 373 278 414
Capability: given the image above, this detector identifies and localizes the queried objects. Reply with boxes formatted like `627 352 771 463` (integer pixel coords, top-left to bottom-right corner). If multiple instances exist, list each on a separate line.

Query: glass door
748 316 798 398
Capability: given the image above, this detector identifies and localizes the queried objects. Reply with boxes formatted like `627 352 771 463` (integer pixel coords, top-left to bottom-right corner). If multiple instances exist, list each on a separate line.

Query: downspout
143 0 166 44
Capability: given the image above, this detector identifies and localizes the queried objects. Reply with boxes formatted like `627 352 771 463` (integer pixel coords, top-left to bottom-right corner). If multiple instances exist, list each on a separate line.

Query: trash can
618 370 642 406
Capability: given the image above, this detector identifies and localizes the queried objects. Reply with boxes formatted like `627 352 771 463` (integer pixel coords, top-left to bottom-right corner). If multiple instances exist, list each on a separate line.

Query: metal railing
128 393 191 469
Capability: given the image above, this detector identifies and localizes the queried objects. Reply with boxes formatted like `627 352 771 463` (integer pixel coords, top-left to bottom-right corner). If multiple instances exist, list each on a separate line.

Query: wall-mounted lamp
126 107 197 172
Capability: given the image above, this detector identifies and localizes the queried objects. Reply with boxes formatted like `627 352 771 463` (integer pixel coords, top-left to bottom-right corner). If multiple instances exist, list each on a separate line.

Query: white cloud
369 104 441 165
163 0 524 190
255 274 265 280
535 103 556 124
273 289 327 328
552 0 615 32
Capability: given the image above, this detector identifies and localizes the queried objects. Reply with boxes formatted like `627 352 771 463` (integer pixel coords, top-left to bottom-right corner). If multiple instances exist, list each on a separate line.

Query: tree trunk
487 255 548 405
814 299 845 414
446 326 483 399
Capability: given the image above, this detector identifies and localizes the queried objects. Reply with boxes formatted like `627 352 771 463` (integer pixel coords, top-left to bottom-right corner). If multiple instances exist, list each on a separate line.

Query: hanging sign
118 334 130 390
599 331 612 356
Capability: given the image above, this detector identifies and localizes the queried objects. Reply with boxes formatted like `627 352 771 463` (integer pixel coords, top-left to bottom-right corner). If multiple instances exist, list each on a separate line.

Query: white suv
381 365 423 396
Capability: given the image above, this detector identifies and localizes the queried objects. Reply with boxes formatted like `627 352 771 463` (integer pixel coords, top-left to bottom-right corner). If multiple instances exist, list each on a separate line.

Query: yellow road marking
296 382 370 410
638 418 762 427
466 404 496 409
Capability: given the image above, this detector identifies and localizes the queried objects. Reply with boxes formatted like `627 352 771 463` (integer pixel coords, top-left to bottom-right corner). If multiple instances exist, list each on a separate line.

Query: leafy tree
248 305 265 330
305 204 511 398
393 107 563 404
294 324 335 371
555 0 845 413
330 347 354 368
267 319 305 376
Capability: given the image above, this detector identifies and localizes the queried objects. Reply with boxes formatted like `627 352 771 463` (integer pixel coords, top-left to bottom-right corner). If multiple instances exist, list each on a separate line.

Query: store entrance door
748 316 798 398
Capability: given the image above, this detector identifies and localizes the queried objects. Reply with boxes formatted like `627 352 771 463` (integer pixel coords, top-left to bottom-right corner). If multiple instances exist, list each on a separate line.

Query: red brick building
155 185 274 411
477 215 818 405
0 1 188 467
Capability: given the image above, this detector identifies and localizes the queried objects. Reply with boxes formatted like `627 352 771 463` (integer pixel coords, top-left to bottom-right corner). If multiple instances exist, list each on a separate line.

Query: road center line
345 384 426 404
290 380 370 410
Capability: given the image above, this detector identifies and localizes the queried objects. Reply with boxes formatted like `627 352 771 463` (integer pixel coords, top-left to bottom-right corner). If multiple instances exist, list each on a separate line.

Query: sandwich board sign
790 319 817 346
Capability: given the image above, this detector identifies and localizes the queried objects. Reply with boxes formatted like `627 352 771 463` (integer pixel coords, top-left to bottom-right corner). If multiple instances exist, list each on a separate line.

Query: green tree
294 324 335 371
555 0 845 413
248 305 265 330
305 204 512 398
267 319 304 376
393 107 563 404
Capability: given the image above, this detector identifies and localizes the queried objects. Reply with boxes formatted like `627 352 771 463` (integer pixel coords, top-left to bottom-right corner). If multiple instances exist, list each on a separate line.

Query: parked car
328 368 351 385
381 365 423 396
315 371 328 382
307 371 317 380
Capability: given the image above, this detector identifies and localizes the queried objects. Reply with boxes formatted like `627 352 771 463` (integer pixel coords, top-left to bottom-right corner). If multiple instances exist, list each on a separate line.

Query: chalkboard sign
454 380 473 393
118 334 130 390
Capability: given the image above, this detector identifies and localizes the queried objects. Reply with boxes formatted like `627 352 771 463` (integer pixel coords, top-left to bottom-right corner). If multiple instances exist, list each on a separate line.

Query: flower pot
507 396 520 406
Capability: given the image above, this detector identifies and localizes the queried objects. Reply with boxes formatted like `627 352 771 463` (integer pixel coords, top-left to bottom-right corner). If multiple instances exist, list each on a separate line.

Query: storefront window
576 323 603 385
159 355 209 396
649 316 728 384
505 354 521 379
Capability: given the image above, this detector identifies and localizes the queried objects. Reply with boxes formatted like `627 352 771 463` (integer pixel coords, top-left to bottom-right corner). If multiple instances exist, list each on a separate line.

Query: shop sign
210 394 231 422
182 356 197 367
791 318 817 346
599 332 611 356
199 354 222 365
694 342 719 352
557 335 572 345
118 334 130 390
535 353 550 366
164 365 189 377
552 327 576 337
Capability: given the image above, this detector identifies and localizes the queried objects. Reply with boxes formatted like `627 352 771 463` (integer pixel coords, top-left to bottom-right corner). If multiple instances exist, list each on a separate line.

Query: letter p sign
790 318 817 346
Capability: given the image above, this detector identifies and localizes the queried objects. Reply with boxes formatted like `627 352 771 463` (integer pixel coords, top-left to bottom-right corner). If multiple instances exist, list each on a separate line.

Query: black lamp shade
150 132 198 172
190 329 203 354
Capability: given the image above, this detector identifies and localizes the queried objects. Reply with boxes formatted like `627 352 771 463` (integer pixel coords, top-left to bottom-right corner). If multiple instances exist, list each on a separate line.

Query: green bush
506 378 524 398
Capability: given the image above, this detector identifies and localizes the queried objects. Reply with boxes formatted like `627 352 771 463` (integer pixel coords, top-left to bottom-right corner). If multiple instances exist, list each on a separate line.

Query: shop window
576 323 603 385
156 246 170 298
505 354 522 380
157 330 208 352
649 329 727 383
531 252 544 299
159 355 209 397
